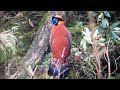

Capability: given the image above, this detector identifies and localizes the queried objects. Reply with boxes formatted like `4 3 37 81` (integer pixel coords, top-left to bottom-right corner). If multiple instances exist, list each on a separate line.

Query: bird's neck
52 21 65 30
57 21 64 25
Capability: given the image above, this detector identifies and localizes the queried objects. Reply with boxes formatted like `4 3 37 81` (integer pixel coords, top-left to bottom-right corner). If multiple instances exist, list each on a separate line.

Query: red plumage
48 15 72 78
50 22 70 63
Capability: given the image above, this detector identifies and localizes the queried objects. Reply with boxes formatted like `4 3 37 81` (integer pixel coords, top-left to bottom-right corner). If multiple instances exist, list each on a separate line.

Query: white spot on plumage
61 47 66 58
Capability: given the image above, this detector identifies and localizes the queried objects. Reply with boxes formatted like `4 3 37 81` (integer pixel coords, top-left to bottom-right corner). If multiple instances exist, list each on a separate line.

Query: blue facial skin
52 18 58 25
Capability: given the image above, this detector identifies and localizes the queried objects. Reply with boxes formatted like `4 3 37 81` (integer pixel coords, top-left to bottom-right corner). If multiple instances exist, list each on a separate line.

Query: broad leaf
80 39 87 50
97 13 103 22
110 31 120 40
99 38 106 42
111 22 120 28
82 27 93 44
98 42 105 46
114 27 120 31
75 51 82 56
72 48 79 52
102 18 109 28
12 26 19 31
92 28 98 39
104 11 111 17
97 25 102 34
29 19 34 27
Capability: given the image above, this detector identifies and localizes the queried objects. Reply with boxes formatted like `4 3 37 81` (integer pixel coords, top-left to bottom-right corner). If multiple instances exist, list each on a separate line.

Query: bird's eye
52 18 58 25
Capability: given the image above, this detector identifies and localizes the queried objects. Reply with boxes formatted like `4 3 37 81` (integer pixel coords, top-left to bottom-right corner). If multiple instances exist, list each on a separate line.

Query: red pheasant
48 15 72 78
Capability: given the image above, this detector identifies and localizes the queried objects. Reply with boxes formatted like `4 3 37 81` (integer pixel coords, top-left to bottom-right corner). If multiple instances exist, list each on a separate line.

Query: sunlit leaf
80 39 85 46
83 40 87 50
93 28 98 39
75 51 82 56
97 37 105 46
113 27 120 34
97 13 103 22
98 42 105 46
102 18 109 28
29 19 34 27
85 38 93 44
82 27 93 44
82 27 91 37
103 11 111 17
114 27 120 31
80 39 87 50
12 26 19 31
71 48 78 52
110 31 120 40
16 12 23 17
99 38 106 42
84 57 90 62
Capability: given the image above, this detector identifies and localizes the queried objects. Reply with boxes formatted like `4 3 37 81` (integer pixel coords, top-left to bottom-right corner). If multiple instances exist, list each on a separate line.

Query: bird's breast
50 25 70 63
51 36 70 60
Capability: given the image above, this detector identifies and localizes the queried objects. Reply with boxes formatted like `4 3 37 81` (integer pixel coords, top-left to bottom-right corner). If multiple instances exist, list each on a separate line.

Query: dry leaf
14 12 23 19
29 19 34 27
16 12 23 17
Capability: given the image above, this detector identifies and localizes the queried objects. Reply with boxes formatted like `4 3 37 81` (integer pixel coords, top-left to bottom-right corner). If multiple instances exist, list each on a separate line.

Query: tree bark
6 11 66 79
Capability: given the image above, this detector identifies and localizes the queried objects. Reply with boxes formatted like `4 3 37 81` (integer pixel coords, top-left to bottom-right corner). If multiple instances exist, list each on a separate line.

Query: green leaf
98 42 105 46
103 11 111 17
75 51 82 56
99 38 106 42
97 26 102 34
80 39 87 50
71 48 78 52
3 50 8 64
82 27 91 37
12 26 19 31
80 39 85 46
83 41 87 50
97 38 105 46
111 22 120 28
82 27 93 44
113 27 120 34
114 27 120 31
110 31 120 40
102 18 109 28
97 13 103 22
93 27 98 39
93 11 98 17
75 21 83 27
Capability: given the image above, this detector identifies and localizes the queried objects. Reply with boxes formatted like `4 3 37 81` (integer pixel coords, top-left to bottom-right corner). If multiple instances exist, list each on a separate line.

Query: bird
48 14 72 79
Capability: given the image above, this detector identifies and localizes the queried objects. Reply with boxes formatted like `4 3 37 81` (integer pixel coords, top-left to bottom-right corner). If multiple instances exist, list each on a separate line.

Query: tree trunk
5 11 66 79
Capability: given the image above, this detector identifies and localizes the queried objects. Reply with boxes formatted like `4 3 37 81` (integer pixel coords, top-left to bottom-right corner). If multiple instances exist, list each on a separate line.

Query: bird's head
52 14 64 25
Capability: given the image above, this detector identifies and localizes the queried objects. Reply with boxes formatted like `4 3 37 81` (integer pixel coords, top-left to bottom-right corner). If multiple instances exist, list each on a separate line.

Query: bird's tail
48 58 69 79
